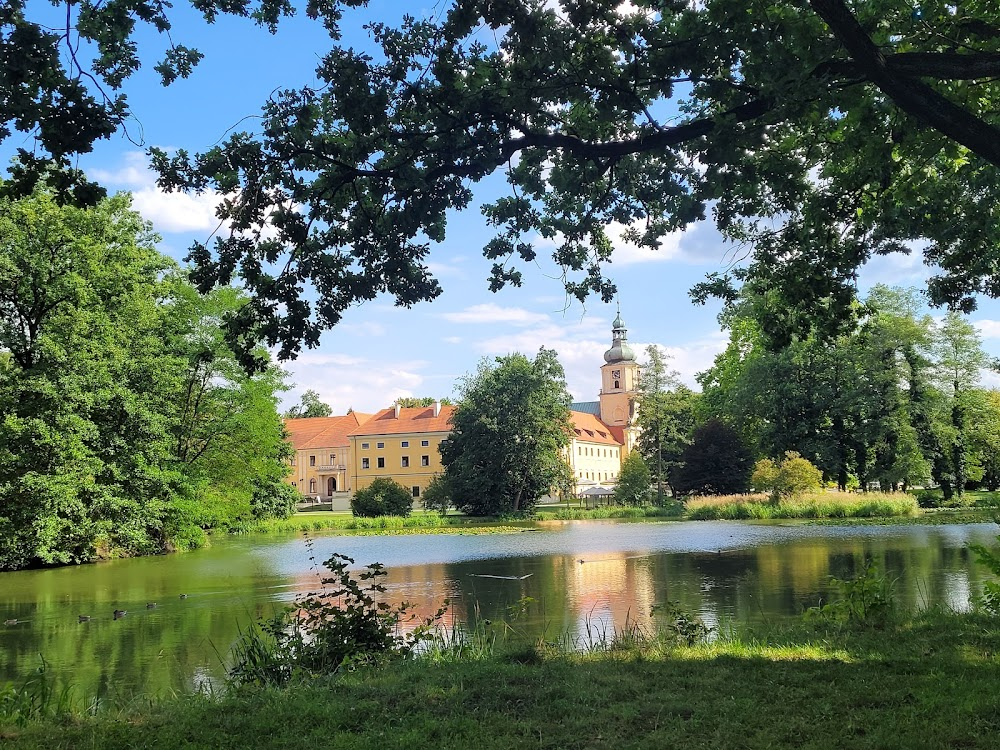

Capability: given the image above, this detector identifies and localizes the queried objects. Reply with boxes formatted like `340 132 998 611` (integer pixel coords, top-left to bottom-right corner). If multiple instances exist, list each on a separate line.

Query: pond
1 519 997 700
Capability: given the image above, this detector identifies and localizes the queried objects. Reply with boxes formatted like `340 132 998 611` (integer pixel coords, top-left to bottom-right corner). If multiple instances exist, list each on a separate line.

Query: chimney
394 403 402 419
433 400 441 417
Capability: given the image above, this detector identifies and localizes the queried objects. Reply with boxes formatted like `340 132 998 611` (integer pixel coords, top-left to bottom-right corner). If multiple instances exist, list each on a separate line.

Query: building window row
576 446 618 457
362 455 432 470
360 438 438 450
578 471 617 481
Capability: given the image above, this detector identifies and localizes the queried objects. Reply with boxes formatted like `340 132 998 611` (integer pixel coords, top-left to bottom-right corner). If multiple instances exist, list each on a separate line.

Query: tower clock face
612 369 621 379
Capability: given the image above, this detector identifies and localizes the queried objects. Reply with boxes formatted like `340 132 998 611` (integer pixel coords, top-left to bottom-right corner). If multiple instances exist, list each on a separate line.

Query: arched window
614 380 620 389
308 479 316 493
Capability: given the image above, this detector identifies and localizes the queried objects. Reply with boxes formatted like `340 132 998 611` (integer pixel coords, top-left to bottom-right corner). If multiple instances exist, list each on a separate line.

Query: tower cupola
603 310 636 364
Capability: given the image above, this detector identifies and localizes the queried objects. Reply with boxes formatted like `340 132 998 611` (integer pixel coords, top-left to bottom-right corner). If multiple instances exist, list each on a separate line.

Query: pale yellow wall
599 360 639 426
286 445 352 498
568 439 622 492
349 432 449 500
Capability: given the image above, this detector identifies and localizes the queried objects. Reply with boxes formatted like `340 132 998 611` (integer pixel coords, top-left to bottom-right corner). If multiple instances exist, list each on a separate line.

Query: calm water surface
1 519 997 698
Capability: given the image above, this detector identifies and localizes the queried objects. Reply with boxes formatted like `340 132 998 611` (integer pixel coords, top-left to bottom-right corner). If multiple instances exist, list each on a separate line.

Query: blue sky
11 1 1000 413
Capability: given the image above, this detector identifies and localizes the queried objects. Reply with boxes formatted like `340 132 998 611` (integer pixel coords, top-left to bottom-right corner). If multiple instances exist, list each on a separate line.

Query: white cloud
443 336 463 344
976 320 1000 340
440 303 551 326
344 321 387 337
531 220 708 267
282 352 431 414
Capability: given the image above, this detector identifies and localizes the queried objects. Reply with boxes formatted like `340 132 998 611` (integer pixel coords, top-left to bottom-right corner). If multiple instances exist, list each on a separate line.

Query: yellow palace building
284 313 641 501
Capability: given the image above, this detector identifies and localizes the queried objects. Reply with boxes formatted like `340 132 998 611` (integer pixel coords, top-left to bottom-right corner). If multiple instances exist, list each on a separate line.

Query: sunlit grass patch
685 491 918 520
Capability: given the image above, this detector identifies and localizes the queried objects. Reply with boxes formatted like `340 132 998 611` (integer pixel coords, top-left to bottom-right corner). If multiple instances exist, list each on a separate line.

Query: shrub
805 558 896 628
752 451 822 501
229 551 446 685
250 480 300 520
351 477 413 517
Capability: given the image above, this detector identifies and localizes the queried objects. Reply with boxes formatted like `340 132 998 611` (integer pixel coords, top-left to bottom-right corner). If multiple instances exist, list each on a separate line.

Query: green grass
538 505 683 520
228 512 519 535
685 491 919 520
6 611 1000 748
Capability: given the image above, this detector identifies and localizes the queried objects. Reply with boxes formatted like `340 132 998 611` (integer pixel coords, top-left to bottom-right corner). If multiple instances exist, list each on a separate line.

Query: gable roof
347 405 456 437
284 412 372 450
569 410 623 446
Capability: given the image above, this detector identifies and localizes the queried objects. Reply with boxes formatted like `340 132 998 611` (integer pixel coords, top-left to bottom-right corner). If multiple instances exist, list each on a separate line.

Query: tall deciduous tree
933 312 988 497
635 345 697 501
441 348 572 516
0 187 294 570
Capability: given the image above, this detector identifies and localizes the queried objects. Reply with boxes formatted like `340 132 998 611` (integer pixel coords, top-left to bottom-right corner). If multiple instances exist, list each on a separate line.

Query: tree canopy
7 1 1000 362
285 389 334 419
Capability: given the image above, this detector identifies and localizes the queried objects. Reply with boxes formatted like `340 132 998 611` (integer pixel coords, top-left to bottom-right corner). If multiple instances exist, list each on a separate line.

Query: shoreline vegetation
235 490 998 537
4 608 1000 748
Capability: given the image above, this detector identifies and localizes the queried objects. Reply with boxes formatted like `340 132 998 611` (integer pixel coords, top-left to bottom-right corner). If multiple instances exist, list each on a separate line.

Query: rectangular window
362 442 370 450
421 455 429 467
401 456 409 468
421 440 429 447
401 440 409 448
362 458 370 469
330 453 335 463
412 486 420 498
309 455 316 466
377 441 385 449
377 457 385 469
290 457 296 466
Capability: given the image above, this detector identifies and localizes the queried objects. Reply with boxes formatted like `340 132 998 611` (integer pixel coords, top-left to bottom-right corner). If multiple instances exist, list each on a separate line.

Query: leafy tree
441 348 572 515
285 390 333 419
933 312 988 497
751 452 824 501
162 281 295 526
0 187 294 570
614 451 651 507
0 188 182 567
420 475 453 516
969 391 1000 492
635 345 698 501
672 420 753 497
350 478 413 518
10 1 1000 360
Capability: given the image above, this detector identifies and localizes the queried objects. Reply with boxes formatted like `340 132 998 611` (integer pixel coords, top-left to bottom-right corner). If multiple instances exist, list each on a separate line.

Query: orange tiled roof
569 411 623 446
347 405 456 437
285 412 372 450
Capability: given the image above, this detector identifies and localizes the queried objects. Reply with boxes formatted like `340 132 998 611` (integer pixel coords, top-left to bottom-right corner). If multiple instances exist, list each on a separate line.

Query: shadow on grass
7 611 1000 749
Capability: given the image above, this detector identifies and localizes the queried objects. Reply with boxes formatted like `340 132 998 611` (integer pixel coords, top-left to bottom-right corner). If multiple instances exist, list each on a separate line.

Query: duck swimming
113 609 127 619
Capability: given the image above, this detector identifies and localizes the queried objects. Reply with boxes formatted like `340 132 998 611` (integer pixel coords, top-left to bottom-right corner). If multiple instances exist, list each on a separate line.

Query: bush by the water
350 477 413 517
685 491 918 520
751 452 823 500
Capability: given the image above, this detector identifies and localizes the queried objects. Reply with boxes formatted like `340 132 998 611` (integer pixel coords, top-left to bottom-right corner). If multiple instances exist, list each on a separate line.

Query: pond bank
5 611 1000 749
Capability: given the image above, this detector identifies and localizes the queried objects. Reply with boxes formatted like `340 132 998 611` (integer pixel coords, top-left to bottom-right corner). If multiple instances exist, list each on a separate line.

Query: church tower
599 310 639 430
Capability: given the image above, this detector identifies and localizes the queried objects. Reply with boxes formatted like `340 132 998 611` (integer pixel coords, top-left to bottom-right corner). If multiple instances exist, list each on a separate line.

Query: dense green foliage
751 452 824 501
350 478 413 518
420 475 453 516
671 420 753 496
10 0 1000 359
0 189 293 570
613 451 651 507
634 345 698 500
441 349 573 516
699 286 993 499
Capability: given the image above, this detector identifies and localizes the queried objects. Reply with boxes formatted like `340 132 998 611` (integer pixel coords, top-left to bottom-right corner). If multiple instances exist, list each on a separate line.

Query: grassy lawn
5 612 1000 749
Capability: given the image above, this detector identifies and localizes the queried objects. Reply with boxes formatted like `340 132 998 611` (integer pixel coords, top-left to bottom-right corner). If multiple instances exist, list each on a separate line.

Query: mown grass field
5 611 1000 749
